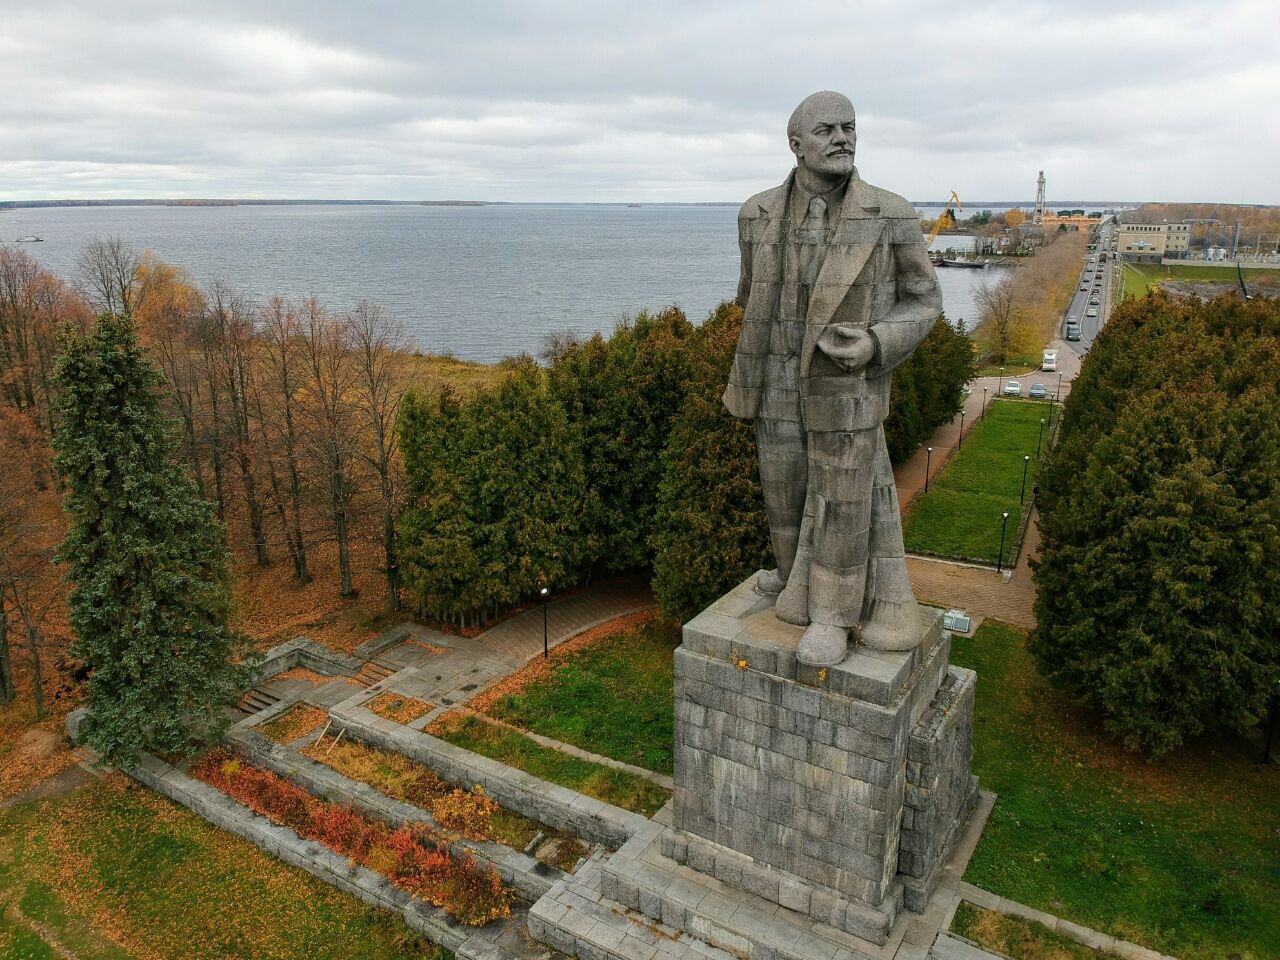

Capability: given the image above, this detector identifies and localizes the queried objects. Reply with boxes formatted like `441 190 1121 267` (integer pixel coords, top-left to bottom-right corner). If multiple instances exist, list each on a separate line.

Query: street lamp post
1020 455 1031 505
1036 419 1045 457
958 410 966 449
997 511 1010 573
1057 373 1063 396
981 387 988 420
925 447 933 492
540 586 550 659
997 366 1005 395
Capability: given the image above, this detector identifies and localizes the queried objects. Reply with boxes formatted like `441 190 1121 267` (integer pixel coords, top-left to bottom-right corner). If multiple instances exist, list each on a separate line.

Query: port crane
926 191 963 248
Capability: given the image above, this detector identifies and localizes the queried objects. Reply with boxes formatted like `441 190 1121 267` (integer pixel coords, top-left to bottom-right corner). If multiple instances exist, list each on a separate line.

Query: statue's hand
818 325 875 372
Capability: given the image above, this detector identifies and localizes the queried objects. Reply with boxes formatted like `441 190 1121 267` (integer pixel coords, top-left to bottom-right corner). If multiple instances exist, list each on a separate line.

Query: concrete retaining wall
233 728 564 900
332 703 650 849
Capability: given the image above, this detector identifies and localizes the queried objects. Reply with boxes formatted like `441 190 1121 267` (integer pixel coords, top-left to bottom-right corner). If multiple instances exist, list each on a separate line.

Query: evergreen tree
53 315 252 768
398 360 586 626
461 358 586 614
548 307 694 577
398 388 480 626
884 316 973 464
884 357 924 464
651 303 771 621
1033 293 1280 754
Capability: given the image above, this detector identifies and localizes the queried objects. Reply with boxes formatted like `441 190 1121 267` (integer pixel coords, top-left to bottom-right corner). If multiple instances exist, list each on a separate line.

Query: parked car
1029 383 1047 399
1003 380 1022 397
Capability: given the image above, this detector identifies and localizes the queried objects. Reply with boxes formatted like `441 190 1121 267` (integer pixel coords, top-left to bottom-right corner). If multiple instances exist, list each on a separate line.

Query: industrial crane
926 190 963 248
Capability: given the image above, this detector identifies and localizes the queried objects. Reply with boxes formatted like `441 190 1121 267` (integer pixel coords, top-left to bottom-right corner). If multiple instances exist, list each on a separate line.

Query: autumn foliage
193 748 512 925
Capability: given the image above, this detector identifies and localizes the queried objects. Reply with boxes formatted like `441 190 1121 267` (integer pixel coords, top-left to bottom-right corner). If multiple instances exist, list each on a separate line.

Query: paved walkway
906 556 1036 629
476 580 655 661
284 579 657 716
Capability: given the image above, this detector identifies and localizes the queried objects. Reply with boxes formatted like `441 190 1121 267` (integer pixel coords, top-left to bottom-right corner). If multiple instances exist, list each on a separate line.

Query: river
5 204 1004 362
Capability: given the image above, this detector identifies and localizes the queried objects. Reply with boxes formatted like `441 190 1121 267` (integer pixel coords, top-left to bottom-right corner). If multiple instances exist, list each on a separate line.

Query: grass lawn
903 399 1051 565
480 617 680 775
1121 261 1280 300
428 712 670 816
952 622 1280 959
0 775 448 960
951 902 1100 960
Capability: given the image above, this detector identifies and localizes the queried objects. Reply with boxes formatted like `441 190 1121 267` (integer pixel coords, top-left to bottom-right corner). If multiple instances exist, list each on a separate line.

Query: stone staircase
352 657 398 688
236 686 283 714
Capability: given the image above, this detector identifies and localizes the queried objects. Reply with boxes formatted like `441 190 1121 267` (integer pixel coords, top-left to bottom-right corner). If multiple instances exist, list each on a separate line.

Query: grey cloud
2 0 1277 202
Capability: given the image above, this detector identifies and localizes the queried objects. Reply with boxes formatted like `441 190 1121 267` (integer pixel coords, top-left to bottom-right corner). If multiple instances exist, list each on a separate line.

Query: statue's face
789 95 856 179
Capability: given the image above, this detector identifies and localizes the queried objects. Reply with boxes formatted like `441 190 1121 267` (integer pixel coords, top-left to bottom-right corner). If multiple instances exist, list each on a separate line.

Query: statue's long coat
723 169 943 430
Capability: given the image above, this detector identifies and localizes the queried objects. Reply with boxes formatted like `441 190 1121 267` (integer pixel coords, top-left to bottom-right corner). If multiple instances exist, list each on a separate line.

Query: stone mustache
723 91 944 666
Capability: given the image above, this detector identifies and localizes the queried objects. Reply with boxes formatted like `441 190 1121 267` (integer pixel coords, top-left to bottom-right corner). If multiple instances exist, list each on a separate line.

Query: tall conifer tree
54 314 251 767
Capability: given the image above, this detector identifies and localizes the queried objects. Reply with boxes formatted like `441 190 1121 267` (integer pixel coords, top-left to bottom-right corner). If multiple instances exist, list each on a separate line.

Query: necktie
806 195 827 228
799 195 827 289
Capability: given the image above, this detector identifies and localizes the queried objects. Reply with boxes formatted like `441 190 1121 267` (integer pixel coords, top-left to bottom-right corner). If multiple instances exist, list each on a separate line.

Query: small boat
940 258 986 269
14 236 43 242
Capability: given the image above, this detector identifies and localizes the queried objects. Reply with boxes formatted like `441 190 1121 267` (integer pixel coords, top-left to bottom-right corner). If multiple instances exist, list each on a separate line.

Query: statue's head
788 91 856 179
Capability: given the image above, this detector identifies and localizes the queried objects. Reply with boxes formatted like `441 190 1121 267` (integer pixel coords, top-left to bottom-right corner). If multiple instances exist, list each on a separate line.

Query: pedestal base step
593 823 908 960
529 861 740 960
656 830 901 944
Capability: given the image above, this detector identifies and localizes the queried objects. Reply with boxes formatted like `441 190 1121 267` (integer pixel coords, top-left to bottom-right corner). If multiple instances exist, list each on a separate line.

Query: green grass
951 902 1102 959
1122 261 1280 300
484 620 680 775
976 363 1036 378
0 778 450 960
952 622 1280 959
428 713 670 816
903 399 1051 564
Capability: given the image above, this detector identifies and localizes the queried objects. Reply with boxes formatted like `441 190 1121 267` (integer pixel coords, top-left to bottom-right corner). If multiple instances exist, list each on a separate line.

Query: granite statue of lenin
723 91 944 667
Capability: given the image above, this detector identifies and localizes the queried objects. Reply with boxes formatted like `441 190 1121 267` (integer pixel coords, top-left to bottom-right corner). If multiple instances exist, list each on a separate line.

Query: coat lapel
800 173 885 374
748 172 793 290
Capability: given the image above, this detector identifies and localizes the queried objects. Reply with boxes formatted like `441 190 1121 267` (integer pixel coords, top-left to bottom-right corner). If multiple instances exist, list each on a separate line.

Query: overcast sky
3 0 1277 204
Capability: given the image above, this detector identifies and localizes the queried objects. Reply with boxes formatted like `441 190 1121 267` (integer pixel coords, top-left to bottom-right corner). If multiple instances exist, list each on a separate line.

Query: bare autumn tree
75 235 145 317
134 254 210 496
194 311 229 520
203 283 271 566
0 409 56 715
0 248 90 434
299 298 359 597
260 297 312 584
974 275 1025 365
349 301 410 610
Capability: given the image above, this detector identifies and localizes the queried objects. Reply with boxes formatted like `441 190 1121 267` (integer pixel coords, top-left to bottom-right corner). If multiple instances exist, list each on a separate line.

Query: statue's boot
858 557 921 651
774 581 809 625
797 619 848 666
755 568 787 596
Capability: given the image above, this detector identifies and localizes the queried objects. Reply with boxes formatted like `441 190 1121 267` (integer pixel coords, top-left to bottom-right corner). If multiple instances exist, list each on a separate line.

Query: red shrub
190 748 511 925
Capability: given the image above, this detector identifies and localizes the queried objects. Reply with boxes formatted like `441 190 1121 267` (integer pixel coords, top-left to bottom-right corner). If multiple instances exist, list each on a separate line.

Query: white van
1042 349 1058 372
1086 307 1098 318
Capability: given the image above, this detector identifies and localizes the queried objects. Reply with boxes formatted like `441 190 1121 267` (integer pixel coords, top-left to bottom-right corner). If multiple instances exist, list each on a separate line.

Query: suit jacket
723 169 943 432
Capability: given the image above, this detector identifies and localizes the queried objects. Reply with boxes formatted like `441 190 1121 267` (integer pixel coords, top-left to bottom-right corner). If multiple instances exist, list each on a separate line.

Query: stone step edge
602 853 896 956
657 829 899 942
529 876 744 960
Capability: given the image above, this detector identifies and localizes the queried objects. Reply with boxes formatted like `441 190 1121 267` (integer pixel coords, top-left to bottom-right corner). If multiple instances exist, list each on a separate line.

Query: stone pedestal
530 574 978 960
670 575 976 933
